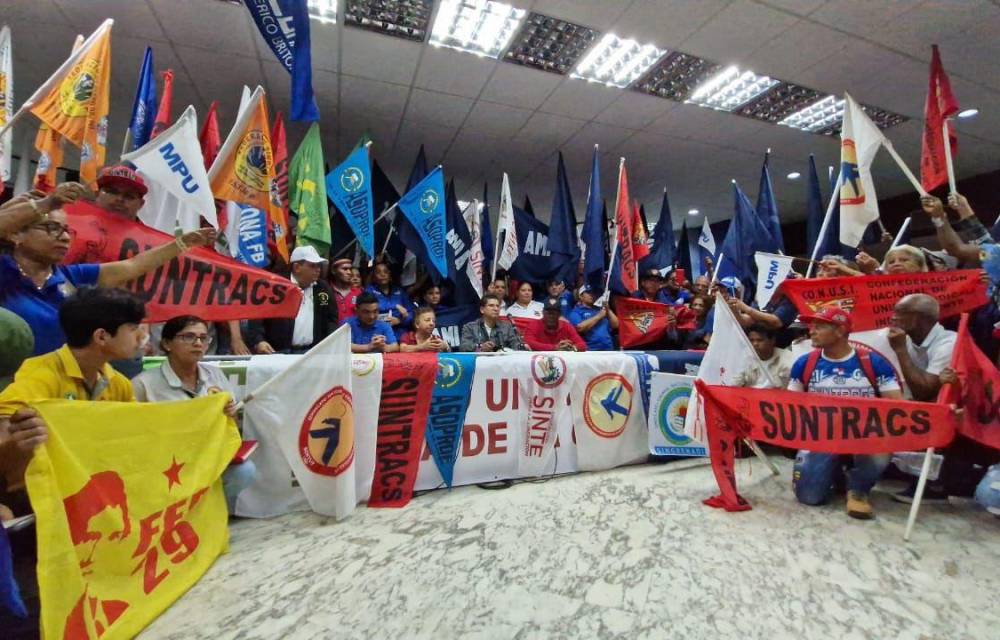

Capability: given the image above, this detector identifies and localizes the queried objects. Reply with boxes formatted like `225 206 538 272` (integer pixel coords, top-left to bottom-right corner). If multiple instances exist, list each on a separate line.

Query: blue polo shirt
0 255 100 355
567 303 614 351
344 316 397 346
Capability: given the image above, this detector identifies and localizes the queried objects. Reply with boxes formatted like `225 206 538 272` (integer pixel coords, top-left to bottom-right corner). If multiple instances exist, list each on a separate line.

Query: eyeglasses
30 221 72 238
173 333 213 345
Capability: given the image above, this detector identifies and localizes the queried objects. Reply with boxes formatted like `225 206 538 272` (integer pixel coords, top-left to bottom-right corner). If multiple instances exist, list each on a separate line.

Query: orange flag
32 123 63 193
27 20 111 184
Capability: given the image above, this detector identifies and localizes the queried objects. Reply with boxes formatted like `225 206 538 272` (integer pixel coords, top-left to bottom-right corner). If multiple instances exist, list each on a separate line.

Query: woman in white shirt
505 282 543 320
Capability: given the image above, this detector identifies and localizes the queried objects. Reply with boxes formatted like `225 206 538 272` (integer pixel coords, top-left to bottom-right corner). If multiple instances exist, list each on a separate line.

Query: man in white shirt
887 294 957 401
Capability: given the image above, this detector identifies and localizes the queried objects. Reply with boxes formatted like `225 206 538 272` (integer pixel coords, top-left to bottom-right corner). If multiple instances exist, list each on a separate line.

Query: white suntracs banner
754 252 795 309
648 373 707 457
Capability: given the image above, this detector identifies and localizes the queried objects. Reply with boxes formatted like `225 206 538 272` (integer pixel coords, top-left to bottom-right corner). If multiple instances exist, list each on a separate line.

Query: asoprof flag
289 122 330 254
426 353 478 486
26 394 239 639
325 143 375 259
839 93 885 247
398 166 449 279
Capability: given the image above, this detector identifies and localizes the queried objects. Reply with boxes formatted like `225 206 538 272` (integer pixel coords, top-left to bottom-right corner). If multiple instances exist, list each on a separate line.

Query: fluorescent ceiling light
504 12 598 75
308 0 338 24
958 108 979 118
344 0 434 42
429 0 525 59
778 95 845 132
687 208 699 215
632 51 720 102
686 66 779 112
786 172 801 180
571 33 665 88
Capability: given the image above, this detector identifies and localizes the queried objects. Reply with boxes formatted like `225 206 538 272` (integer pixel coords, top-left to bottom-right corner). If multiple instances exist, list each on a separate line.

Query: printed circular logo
436 356 463 389
583 373 634 439
58 60 98 117
656 386 692 445
340 167 364 193
419 189 438 214
299 386 355 476
351 355 376 376
235 131 271 193
531 354 567 389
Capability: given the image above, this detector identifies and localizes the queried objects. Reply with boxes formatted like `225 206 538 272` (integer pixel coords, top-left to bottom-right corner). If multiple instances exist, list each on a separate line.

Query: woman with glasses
132 315 255 514
0 183 216 355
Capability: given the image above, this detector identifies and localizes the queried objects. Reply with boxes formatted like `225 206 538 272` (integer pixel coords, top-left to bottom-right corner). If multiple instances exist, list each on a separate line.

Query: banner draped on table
26 396 239 639
426 353 477 487
695 382 957 511
517 354 571 478
648 373 707 457
63 200 302 322
778 271 987 332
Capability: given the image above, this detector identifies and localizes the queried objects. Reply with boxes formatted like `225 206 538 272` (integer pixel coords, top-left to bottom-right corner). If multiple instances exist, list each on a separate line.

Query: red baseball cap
799 305 852 331
96 165 148 196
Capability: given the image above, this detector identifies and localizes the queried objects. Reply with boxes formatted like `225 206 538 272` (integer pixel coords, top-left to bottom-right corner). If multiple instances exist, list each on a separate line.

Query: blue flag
548 152 579 286
992 216 1000 242
398 166 448 278
755 154 784 253
326 145 375 258
480 181 494 281
0 524 26 618
805 155 828 258
676 222 693 279
523 195 537 218
641 189 676 272
445 180 480 306
433 304 480 349
234 205 270 268
242 0 319 121
581 146 605 291
717 182 774 291
371 158 403 264
426 353 477 487
397 146 437 281
508 206 559 283
127 47 157 152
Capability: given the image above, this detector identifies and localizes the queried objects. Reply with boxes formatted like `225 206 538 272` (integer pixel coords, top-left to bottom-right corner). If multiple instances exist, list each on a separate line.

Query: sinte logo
235 130 271 193
531 354 567 389
583 373 633 438
299 386 355 476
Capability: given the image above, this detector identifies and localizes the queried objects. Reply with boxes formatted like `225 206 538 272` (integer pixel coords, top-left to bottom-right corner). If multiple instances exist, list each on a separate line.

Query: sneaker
847 491 875 520
891 482 950 504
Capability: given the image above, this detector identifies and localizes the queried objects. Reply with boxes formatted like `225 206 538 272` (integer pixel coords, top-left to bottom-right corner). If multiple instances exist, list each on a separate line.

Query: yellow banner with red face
25 395 239 640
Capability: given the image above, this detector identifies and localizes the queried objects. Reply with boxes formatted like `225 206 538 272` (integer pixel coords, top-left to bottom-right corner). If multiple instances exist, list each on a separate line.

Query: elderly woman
132 315 256 513
856 244 929 275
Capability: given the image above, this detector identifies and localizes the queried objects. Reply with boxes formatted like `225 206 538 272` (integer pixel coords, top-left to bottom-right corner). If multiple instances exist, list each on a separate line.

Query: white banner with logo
754 252 795 309
648 373 707 457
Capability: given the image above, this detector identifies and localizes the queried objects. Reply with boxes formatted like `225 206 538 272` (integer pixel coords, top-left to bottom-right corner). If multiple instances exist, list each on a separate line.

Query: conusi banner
695 382 957 512
778 271 987 331
64 200 301 322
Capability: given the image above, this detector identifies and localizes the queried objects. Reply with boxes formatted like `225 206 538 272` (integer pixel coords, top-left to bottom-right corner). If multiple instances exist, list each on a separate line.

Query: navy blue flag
676 222 693 279
717 182 774 291
992 216 1000 242
508 206 559 283
624 352 655 418
426 353 478 487
0 524 26 618
433 304 480 349
398 166 449 278
242 0 319 121
445 180 480 306
638 204 650 238
326 144 375 258
755 153 784 252
805 155 830 258
523 195 537 218
640 189 676 272
581 146 605 291
480 181 494 281
548 152 579 286
371 158 403 264
126 47 157 152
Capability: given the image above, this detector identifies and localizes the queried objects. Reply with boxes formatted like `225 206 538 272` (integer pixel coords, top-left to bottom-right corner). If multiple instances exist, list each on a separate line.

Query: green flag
289 122 331 254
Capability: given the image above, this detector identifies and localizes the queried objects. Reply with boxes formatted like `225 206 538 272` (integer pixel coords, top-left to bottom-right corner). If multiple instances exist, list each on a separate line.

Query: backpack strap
800 349 823 392
856 349 881 398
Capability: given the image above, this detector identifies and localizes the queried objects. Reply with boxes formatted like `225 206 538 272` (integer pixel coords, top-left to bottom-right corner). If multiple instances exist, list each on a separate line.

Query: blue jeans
793 451 890 505
222 461 257 514
975 464 1000 515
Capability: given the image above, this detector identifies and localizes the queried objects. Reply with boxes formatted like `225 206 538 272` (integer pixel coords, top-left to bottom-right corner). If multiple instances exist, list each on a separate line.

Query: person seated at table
523 298 586 352
366 261 410 336
247 245 338 355
634 269 671 304
568 285 617 351
131 315 256 513
506 282 543 320
459 293 527 352
733 324 794 388
347 292 399 354
545 279 574 315
399 307 450 353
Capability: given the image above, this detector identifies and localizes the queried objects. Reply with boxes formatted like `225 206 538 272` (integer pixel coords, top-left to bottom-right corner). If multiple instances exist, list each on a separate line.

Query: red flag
270 112 291 256
631 201 650 260
199 101 221 170
615 296 695 348
614 161 638 292
63 200 302 322
920 45 959 192
150 69 174 139
943 314 1000 450
696 381 957 511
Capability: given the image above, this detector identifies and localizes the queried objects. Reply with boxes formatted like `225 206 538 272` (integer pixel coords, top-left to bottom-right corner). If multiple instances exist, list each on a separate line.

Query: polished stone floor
141 457 1000 639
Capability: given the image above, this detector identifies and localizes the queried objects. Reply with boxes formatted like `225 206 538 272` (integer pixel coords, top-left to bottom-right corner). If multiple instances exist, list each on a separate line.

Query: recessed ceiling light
429 0 525 59
308 0 338 24
786 172 801 180
632 51 720 102
958 108 979 118
687 208 699 215
778 94 845 133
570 33 665 88
504 13 599 75
686 65 779 112
344 0 434 41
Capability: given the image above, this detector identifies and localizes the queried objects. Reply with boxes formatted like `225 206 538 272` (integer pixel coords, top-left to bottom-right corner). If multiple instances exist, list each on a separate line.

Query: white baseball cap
290 245 328 264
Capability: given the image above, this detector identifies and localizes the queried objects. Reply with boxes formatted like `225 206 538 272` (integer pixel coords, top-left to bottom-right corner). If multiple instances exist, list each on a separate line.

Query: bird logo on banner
840 139 865 206
299 386 355 477
583 373 634 438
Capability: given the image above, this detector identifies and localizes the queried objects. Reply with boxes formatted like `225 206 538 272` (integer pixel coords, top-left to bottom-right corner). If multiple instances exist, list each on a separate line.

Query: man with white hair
887 293 957 402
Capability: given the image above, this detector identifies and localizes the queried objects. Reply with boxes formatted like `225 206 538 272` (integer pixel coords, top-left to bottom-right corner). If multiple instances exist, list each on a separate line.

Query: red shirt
523 319 587 352
333 286 362 321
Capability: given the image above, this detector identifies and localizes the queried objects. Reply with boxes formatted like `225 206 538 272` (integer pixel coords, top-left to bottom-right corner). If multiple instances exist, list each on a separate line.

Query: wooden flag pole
943 119 958 195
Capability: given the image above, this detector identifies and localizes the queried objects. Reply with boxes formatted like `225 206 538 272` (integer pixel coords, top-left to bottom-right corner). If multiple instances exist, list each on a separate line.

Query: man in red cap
330 258 362 321
94 165 148 221
787 304 903 520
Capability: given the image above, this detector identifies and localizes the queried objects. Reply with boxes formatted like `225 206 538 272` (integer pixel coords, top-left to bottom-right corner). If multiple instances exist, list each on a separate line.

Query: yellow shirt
0 345 134 489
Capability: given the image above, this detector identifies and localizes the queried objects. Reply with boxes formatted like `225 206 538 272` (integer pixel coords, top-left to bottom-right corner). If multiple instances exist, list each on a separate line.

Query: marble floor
141 457 1000 640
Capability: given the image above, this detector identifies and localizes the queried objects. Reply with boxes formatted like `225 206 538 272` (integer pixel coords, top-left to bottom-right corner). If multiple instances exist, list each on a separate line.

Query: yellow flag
26 395 239 640
209 86 278 214
28 20 111 184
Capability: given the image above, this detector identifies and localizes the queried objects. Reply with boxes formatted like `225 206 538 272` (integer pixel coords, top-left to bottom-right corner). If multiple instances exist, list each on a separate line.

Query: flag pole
330 201 399 260
603 158 626 297
879 217 912 269
903 447 936 542
806 171 844 278
943 119 958 195
708 252 724 288
882 140 929 197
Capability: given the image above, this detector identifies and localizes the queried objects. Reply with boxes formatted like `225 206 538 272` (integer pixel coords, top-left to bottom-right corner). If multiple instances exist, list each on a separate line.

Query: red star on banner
163 457 184 490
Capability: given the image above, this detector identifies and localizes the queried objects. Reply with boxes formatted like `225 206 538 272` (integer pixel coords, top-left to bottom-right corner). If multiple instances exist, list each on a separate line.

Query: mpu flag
697 216 716 271
508 205 559 283
235 204 270 268
126 46 158 152
242 0 319 122
398 166 449 278
326 144 375 258
426 353 477 487
753 252 794 308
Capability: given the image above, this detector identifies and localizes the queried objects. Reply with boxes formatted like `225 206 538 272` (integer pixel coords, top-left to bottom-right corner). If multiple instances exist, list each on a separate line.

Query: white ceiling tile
529 0 626 30
54 0 167 41
462 101 532 138
562 121 634 153
809 0 913 40
308 20 340 73
680 2 801 65
339 75 410 121
760 0 827 16
414 46 497 98
151 0 257 56
403 88 474 127
4 0 70 25
538 80 620 120
595 92 674 129
611 0 729 50
513 112 586 148
479 63 561 108
339 29 421 85
744 21 846 79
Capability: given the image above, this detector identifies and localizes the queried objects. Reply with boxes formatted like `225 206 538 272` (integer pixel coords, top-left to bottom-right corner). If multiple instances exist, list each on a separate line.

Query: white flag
495 172 519 272
462 199 485 298
517 353 571 477
753 252 795 308
123 105 217 231
244 325 358 519
570 353 648 471
0 26 13 187
684 293 773 442
698 216 716 256
839 93 885 247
